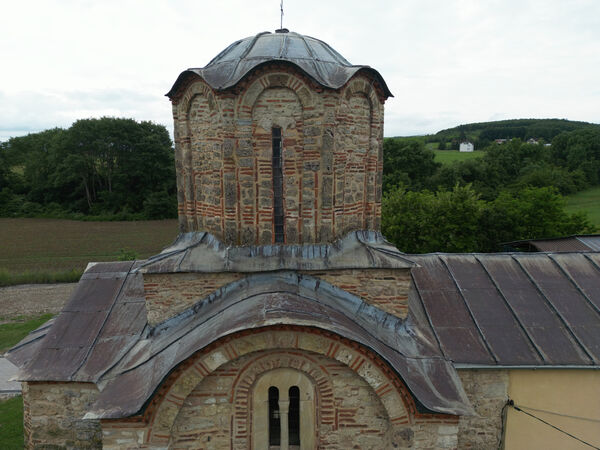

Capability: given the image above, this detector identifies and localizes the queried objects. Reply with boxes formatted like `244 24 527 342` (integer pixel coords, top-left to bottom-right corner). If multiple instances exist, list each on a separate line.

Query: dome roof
167 30 392 98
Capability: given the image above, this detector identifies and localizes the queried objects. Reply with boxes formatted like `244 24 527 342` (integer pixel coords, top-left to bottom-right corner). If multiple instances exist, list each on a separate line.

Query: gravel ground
0 283 76 320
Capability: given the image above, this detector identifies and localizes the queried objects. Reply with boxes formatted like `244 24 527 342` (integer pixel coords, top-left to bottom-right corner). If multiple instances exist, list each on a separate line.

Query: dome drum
168 31 391 245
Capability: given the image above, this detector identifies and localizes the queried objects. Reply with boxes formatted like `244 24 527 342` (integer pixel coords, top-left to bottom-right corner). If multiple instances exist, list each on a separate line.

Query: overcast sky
1 0 599 142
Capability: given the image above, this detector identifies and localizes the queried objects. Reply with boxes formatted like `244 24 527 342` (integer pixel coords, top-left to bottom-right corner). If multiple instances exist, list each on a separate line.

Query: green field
0 218 179 276
0 396 23 449
565 186 600 229
433 150 485 164
0 314 53 351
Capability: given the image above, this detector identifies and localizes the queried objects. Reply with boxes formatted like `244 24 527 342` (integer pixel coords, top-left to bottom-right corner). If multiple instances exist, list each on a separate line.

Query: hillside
392 118 600 151
432 118 600 149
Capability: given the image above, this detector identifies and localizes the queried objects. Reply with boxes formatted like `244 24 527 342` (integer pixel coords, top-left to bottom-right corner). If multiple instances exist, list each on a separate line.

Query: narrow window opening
268 386 281 446
289 386 300 446
272 127 284 243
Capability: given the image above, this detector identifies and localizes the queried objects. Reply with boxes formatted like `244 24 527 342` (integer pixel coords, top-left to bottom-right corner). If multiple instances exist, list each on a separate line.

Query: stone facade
101 327 459 450
144 272 243 325
144 268 411 326
170 66 384 245
22 382 101 449
304 268 411 319
457 370 508 449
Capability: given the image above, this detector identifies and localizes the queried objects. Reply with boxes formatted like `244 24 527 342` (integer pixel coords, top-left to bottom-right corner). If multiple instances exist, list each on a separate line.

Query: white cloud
1 0 599 142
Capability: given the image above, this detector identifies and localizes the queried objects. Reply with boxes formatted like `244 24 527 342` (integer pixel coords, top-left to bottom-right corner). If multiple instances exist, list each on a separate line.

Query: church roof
166 30 392 98
136 230 415 273
7 234 600 421
411 252 600 367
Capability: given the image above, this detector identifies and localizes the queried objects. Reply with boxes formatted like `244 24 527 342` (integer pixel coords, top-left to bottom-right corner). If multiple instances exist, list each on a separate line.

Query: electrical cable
507 400 600 449
497 400 510 450
515 404 600 423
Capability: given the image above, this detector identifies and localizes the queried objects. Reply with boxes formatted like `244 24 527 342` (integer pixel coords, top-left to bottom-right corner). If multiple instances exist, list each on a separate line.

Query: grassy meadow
433 150 485 164
0 314 53 352
0 218 179 283
565 186 600 229
0 396 23 449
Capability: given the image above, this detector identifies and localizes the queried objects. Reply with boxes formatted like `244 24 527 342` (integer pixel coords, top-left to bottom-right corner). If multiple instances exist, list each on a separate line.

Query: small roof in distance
503 235 600 252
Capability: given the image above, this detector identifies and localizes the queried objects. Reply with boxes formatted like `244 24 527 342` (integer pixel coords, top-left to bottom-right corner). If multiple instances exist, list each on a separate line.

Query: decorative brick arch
229 350 333 448
176 79 219 120
342 76 383 122
336 75 384 232
143 327 414 446
172 79 223 232
236 69 315 119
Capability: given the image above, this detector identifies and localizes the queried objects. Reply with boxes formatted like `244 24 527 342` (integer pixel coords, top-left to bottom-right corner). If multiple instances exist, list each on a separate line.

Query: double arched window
267 386 300 447
253 369 315 449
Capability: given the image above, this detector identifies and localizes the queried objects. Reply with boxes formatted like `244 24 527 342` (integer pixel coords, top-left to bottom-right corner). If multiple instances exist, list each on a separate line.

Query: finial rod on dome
276 0 288 33
280 0 284 30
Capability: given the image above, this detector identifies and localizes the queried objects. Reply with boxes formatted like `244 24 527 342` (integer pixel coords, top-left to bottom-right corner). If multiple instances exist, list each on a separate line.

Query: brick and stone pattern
169 350 391 449
101 327 460 449
304 268 411 319
144 272 243 326
171 65 386 245
143 268 411 326
456 369 509 448
22 382 101 449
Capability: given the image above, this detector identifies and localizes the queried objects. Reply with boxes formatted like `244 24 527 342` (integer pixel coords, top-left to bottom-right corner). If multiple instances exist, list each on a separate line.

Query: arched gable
172 79 224 232
143 327 413 447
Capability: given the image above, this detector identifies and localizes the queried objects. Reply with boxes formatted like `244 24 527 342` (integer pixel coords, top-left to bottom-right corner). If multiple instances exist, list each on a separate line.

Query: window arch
253 368 315 449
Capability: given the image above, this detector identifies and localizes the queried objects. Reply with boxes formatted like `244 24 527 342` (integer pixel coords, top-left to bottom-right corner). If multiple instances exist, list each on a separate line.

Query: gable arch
172 79 223 232
144 327 414 447
343 75 383 122
237 70 315 119
334 76 384 233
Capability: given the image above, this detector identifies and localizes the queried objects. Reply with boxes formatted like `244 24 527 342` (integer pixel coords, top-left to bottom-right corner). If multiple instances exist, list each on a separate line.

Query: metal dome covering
167 30 392 98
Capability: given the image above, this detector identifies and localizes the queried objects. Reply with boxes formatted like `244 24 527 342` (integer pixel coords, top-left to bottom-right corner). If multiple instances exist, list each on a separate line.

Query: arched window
253 369 315 449
268 386 281 446
288 386 300 446
272 127 285 243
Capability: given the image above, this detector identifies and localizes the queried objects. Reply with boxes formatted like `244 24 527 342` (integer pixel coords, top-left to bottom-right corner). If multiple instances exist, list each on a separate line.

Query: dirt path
0 283 76 320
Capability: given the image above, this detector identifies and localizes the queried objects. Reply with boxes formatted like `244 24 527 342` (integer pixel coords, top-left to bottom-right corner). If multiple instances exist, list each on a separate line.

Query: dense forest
382 120 600 252
1 117 599 252
0 118 177 220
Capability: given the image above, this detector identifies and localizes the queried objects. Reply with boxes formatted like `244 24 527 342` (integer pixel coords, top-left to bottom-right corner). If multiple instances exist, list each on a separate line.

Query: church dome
167 29 392 97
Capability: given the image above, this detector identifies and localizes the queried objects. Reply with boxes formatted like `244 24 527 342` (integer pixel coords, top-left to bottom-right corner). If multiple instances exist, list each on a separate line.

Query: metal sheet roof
504 235 600 252
87 272 471 418
411 253 600 366
137 231 415 274
7 235 600 421
8 264 473 418
166 30 392 98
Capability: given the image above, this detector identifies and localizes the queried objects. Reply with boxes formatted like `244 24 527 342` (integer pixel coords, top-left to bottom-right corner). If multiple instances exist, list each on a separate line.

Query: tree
1 118 177 219
552 128 600 185
480 187 594 250
382 138 440 192
382 185 594 253
382 185 485 253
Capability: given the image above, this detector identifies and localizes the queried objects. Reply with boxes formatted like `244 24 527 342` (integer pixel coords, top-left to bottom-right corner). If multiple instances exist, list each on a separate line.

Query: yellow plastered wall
506 370 600 450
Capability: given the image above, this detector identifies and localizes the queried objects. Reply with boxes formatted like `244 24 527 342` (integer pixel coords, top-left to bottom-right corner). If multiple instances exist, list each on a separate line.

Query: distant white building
459 141 474 152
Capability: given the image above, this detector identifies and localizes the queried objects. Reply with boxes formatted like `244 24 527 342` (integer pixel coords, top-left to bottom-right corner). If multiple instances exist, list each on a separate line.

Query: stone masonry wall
143 272 243 326
303 268 411 319
101 327 460 449
168 349 392 449
144 268 411 326
171 65 385 245
22 382 101 449
457 369 509 448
